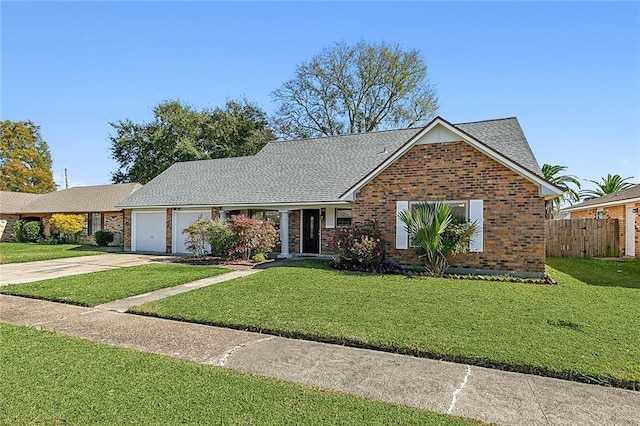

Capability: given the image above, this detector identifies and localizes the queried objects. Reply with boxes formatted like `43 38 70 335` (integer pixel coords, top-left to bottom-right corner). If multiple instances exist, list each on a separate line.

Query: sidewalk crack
447 365 472 414
30 309 99 329
213 336 275 366
526 375 551 425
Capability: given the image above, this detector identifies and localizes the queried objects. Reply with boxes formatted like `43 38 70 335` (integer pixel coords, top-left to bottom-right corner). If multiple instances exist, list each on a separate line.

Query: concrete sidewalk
95 269 262 312
1 295 638 426
0 253 167 286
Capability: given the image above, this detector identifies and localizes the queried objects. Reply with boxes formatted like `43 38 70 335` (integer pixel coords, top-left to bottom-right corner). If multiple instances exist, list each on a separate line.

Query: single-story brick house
563 184 639 257
117 116 562 277
15 183 142 245
0 191 43 242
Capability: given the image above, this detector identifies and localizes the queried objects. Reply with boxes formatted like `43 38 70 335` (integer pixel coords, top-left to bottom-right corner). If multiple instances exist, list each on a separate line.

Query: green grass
0 323 476 425
1 263 230 307
131 258 640 389
0 242 115 264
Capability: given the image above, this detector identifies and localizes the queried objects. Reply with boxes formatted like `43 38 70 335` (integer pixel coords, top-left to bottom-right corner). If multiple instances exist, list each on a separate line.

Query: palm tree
541 164 581 219
398 202 477 276
579 174 635 200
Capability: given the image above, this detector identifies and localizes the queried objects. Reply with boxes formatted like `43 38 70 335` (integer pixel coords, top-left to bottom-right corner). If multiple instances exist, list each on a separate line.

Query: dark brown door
302 209 320 254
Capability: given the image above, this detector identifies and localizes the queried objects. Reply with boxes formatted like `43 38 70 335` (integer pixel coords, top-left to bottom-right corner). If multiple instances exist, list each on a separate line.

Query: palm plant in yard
579 174 635 200
398 201 477 276
542 164 581 219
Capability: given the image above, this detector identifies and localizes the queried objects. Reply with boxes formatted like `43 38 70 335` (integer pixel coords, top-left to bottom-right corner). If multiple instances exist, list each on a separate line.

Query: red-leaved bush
227 215 279 260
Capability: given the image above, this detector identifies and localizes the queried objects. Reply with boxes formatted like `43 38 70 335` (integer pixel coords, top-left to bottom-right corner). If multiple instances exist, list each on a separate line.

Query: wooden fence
546 219 619 258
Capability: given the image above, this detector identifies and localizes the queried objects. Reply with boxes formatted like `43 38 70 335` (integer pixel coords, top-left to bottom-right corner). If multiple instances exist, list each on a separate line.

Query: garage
132 210 166 253
172 209 212 254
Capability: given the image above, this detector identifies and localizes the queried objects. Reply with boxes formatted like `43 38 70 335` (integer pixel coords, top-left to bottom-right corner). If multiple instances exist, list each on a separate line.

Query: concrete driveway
0 253 167 286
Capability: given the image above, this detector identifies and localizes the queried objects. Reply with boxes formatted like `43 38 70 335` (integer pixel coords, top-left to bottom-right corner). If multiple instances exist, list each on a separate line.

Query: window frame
335 208 352 227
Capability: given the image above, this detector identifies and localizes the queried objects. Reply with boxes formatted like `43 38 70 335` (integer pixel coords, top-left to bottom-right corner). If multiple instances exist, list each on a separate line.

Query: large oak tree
0 120 56 193
110 99 274 184
272 40 438 139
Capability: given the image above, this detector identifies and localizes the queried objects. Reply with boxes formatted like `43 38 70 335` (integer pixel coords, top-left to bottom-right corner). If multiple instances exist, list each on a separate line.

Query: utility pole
64 168 69 189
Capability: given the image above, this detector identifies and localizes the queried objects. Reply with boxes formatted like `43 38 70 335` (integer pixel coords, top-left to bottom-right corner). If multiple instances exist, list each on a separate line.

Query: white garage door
172 210 212 254
133 211 166 253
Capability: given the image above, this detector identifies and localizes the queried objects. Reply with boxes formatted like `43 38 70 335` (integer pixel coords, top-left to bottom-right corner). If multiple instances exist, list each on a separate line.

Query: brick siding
352 141 546 274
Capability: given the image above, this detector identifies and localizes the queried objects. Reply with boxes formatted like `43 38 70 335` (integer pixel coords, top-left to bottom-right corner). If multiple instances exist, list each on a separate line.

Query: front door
302 209 320 254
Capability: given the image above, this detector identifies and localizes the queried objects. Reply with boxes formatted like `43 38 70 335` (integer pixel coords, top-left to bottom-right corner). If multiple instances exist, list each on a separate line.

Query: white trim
120 201 352 210
625 204 636 257
326 207 335 229
395 201 409 249
469 200 484 253
563 197 640 212
340 117 563 201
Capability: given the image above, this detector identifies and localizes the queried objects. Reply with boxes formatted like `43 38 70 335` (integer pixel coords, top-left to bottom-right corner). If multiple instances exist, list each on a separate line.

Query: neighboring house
17 183 142 246
0 191 43 242
563 184 640 258
117 116 562 277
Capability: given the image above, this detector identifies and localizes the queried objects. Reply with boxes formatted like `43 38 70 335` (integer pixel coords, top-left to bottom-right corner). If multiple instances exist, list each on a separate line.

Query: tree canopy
542 164 581 219
272 40 438 139
110 99 274 184
0 120 56 194
580 174 635 200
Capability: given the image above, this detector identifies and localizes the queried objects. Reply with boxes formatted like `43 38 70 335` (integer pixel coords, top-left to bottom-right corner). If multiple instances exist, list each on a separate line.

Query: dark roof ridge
454 117 518 126
270 126 422 145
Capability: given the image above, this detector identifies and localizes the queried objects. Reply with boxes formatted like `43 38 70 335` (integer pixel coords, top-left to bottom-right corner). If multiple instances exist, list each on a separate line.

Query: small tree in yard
398 202 477 276
227 215 278 260
48 214 84 243
182 218 210 258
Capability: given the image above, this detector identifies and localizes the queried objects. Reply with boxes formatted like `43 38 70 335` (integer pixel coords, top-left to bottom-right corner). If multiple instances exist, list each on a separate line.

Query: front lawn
131 258 640 389
0 242 114 264
1 263 229 307
0 323 475 425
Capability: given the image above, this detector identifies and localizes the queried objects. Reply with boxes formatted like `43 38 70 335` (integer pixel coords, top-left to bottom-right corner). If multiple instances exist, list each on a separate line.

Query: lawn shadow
546 257 640 290
70 245 125 253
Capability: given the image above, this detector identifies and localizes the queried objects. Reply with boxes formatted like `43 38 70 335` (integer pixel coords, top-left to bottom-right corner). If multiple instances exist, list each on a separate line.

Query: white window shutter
469 199 484 252
396 201 409 249
325 207 335 228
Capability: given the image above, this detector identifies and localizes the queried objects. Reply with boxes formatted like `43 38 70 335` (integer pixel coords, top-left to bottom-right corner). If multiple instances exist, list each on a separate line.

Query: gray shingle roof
117 117 542 208
565 184 640 211
0 191 43 214
456 117 542 177
20 183 142 214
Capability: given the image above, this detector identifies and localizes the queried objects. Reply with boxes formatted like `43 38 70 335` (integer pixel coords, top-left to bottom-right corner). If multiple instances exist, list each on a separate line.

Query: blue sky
2 1 639 192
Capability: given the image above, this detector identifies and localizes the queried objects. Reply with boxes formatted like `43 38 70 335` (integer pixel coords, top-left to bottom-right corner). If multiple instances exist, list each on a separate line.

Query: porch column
278 210 291 258
219 210 227 219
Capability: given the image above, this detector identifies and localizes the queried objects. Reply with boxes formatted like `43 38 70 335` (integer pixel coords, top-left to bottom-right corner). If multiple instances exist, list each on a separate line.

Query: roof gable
340 117 562 200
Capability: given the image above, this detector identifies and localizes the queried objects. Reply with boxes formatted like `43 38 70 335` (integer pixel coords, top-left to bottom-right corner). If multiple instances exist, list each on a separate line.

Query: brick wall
352 141 546 274
570 203 639 257
288 210 301 254
123 209 132 251
166 208 172 254
104 212 124 246
321 225 337 255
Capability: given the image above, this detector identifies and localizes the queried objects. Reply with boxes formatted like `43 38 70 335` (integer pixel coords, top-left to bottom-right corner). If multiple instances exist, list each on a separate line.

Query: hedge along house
562 184 640 258
117 116 562 277
0 191 43 242
17 183 142 246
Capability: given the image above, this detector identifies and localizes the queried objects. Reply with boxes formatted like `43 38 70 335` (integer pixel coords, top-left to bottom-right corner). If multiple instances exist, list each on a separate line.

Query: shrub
94 230 114 247
398 201 477 276
182 218 210 258
12 220 42 243
48 214 84 243
331 222 385 271
251 252 266 263
228 215 279 260
205 218 234 258
37 236 59 245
